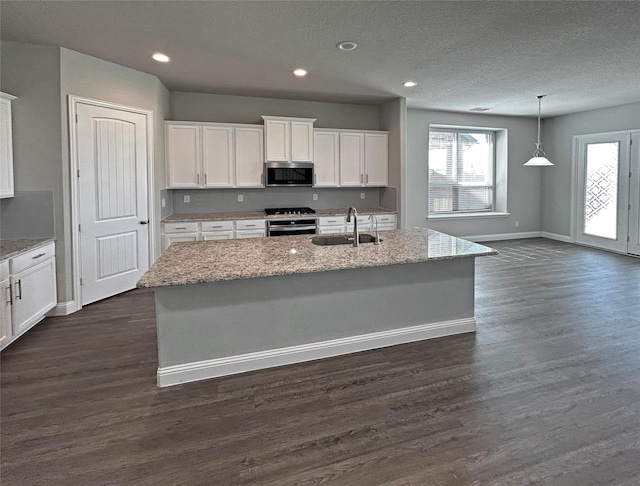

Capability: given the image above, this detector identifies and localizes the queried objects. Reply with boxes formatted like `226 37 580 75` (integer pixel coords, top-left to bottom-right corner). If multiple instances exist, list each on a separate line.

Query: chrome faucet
369 214 381 245
347 206 359 247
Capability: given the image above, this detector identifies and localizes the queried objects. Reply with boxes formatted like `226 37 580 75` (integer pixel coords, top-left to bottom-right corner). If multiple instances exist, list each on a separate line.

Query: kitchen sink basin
310 234 381 246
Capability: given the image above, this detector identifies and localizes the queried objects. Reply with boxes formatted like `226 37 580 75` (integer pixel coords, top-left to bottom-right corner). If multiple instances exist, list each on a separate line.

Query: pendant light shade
524 95 553 166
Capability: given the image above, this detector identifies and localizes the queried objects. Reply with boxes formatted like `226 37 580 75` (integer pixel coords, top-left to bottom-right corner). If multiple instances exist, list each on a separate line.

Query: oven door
266 162 314 187
267 219 317 237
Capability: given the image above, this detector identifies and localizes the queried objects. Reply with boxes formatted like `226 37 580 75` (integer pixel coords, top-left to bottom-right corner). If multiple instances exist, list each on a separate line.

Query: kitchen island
138 229 497 386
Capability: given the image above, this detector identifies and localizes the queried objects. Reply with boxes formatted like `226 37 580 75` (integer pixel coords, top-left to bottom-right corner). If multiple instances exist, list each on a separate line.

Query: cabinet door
264 119 289 162
0 278 12 348
201 231 234 241
235 127 264 187
365 133 388 187
339 132 364 186
235 230 266 239
166 124 201 188
314 131 340 187
163 233 198 251
11 258 56 335
318 225 346 235
291 121 314 162
202 126 234 187
0 95 15 199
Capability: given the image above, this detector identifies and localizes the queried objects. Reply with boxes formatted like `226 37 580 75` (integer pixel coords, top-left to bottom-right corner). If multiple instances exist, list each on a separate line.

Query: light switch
161 198 166 208
312 193 318 201
360 192 365 199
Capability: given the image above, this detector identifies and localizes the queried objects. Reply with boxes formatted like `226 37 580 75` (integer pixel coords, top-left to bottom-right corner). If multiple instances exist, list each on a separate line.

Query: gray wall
406 108 540 237
542 102 640 237
170 91 381 129
0 40 64 282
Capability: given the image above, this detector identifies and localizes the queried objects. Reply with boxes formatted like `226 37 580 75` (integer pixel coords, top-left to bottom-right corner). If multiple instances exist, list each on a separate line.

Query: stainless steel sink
310 234 381 246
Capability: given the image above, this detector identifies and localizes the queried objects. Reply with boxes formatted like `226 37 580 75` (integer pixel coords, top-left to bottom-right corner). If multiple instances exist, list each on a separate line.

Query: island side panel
154 258 475 374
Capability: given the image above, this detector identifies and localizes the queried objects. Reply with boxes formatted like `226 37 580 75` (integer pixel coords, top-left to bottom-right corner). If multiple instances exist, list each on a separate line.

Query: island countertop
138 229 497 288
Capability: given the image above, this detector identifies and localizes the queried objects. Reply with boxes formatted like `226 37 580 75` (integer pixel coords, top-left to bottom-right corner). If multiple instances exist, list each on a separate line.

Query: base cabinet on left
1 242 57 351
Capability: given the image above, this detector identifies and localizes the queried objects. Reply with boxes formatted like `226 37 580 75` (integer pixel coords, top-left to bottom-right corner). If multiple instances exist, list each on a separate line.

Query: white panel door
628 132 640 256
314 131 339 187
365 133 388 187
340 132 364 186
235 127 264 187
575 132 630 253
202 126 234 187
166 124 201 187
77 103 149 305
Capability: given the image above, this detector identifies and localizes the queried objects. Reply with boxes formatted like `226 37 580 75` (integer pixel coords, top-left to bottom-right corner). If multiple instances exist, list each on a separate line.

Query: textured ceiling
2 0 639 117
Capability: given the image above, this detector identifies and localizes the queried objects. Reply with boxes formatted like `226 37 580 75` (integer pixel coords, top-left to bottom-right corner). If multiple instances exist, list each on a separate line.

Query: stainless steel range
265 207 317 237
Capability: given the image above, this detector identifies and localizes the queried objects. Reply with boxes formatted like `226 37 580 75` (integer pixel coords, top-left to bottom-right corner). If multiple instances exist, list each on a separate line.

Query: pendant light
524 95 553 166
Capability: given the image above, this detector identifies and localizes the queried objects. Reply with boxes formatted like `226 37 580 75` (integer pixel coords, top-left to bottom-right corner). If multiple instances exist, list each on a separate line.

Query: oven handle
268 225 317 232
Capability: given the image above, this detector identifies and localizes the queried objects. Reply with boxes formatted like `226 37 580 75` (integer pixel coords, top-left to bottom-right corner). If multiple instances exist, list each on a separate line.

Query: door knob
140 220 149 225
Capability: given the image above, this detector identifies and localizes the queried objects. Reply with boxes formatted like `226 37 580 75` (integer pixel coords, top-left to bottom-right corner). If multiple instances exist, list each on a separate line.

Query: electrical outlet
238 194 244 202
515 221 520 227
183 195 190 203
161 198 166 208
360 192 365 199
312 193 318 201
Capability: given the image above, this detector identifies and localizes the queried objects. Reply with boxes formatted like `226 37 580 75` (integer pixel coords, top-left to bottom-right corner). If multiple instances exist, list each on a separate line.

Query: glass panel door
575 132 630 253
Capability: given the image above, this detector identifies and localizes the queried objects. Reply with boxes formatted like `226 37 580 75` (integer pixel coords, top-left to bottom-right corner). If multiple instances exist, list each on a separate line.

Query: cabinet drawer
318 226 345 235
318 216 346 226
235 219 265 230
347 223 372 232
235 229 266 239
163 222 199 233
10 243 55 275
0 260 8 281
201 220 234 232
375 214 397 224
201 231 234 241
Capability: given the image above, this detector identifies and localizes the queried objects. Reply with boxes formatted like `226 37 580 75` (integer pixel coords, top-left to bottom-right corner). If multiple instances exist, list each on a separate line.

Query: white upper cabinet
202 126 234 187
364 132 389 186
166 122 264 189
166 124 201 188
313 131 340 187
340 132 365 186
235 127 264 187
262 116 315 163
0 92 17 199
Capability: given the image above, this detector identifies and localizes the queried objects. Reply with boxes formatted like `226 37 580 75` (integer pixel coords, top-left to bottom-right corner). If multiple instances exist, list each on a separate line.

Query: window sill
427 212 511 221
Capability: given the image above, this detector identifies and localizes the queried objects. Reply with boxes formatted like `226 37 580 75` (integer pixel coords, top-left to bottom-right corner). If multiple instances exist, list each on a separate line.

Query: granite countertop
137 229 497 288
162 207 396 223
0 238 55 262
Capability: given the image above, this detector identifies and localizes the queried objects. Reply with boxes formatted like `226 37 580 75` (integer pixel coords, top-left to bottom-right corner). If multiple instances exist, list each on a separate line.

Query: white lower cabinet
235 219 266 238
318 216 346 235
1 242 57 351
235 230 266 239
163 233 198 249
201 231 234 241
162 219 266 250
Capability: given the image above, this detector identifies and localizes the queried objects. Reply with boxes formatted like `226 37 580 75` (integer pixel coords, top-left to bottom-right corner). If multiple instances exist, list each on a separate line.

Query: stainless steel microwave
265 162 314 187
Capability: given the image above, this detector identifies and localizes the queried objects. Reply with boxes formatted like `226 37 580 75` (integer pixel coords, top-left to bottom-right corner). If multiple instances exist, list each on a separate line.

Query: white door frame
571 129 638 252
68 96 155 311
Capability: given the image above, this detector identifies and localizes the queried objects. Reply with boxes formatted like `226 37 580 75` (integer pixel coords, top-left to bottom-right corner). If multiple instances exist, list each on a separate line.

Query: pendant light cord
534 95 546 156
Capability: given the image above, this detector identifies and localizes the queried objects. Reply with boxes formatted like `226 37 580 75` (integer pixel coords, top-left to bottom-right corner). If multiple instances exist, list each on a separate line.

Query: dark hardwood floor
2 238 640 485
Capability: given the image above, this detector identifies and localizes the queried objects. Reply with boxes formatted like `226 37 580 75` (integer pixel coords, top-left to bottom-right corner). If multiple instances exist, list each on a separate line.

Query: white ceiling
2 1 639 117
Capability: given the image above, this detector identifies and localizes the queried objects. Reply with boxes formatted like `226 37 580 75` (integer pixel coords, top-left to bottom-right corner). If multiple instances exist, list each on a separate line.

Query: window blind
428 129 494 214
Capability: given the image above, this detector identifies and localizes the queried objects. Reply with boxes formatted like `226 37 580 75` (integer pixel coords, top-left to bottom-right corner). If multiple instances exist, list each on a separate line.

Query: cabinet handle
314 174 317 185
7 285 12 305
175 227 187 230
15 280 22 301
204 173 208 185
211 225 223 229
245 224 256 227
197 173 200 185
32 252 46 260
360 174 363 184
366 174 369 184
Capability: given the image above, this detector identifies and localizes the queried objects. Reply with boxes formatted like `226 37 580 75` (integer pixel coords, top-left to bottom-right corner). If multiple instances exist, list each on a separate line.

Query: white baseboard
540 232 571 243
464 231 542 242
47 301 79 317
157 317 476 387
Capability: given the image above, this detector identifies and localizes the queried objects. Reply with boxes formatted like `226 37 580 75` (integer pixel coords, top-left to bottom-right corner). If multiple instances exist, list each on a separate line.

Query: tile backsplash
171 187 382 214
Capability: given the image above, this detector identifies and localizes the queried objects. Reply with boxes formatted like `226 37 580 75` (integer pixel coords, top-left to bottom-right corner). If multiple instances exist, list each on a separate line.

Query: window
428 128 495 215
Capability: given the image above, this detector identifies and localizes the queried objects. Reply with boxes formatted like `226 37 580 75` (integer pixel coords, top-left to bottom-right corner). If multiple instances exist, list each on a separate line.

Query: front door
76 102 149 305
575 132 632 253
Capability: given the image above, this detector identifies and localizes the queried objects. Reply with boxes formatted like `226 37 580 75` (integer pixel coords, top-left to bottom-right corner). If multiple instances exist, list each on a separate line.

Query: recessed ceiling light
403 81 417 87
337 41 358 51
293 68 308 77
469 107 493 112
151 53 170 63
